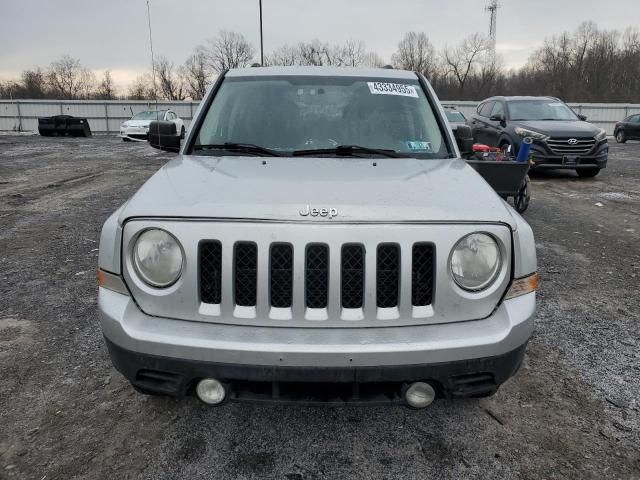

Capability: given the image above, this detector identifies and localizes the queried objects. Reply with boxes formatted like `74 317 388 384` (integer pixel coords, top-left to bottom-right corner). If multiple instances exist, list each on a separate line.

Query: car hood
124 120 153 127
514 120 600 137
119 155 516 228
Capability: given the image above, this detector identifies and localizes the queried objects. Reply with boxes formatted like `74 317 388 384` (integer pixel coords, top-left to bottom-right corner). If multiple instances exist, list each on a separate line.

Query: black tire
500 139 516 156
577 167 600 178
514 175 531 213
122 137 131 142
615 130 626 143
180 126 186 139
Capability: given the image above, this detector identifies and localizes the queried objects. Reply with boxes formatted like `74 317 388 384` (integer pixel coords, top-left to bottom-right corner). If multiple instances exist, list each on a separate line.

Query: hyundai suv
98 67 537 408
467 96 608 177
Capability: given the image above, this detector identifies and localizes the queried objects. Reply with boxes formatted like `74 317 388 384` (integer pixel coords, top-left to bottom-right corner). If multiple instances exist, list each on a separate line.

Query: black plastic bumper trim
105 338 527 404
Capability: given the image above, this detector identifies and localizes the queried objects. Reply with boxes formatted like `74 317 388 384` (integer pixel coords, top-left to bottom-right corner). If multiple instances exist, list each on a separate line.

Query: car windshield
132 111 165 120
445 110 466 123
509 100 578 121
193 75 450 158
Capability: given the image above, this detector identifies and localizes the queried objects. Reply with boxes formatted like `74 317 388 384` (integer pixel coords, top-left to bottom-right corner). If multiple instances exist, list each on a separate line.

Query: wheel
513 175 531 213
615 130 626 143
500 140 516 157
577 167 600 178
180 126 186 139
122 137 131 142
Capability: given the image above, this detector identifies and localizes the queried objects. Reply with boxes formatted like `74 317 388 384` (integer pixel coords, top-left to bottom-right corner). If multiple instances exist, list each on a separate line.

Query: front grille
305 245 329 308
234 243 258 306
376 244 400 308
199 240 435 321
412 243 434 306
546 137 596 156
199 241 222 304
341 245 365 309
270 244 293 308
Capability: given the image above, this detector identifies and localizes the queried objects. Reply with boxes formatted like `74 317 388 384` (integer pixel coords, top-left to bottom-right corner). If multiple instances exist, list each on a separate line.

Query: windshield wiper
293 145 403 158
193 142 281 156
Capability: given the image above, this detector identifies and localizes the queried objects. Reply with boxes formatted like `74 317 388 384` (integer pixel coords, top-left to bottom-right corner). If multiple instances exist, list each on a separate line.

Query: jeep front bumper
99 288 535 403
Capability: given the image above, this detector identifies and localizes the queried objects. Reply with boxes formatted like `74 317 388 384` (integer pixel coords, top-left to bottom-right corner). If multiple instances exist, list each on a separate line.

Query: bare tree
182 48 211 99
391 32 438 78
96 70 117 100
46 55 94 99
361 51 385 68
20 68 48 98
127 74 153 100
264 44 300 66
154 56 185 100
203 31 255 72
442 33 490 95
341 39 366 67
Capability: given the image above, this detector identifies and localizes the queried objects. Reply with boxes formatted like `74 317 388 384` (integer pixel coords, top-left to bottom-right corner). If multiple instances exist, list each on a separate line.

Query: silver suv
98 66 537 408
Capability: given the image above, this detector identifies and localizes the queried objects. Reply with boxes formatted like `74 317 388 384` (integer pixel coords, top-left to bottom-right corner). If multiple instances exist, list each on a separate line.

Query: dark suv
614 114 640 143
467 96 608 177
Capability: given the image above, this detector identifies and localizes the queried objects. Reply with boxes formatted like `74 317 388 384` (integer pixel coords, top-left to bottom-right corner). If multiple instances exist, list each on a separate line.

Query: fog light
195 378 226 405
405 382 436 409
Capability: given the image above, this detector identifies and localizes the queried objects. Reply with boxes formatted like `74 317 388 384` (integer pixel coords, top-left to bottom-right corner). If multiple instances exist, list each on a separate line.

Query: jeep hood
515 120 600 137
119 155 516 228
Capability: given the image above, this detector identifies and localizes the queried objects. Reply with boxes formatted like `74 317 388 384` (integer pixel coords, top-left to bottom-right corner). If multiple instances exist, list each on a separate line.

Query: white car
119 110 185 142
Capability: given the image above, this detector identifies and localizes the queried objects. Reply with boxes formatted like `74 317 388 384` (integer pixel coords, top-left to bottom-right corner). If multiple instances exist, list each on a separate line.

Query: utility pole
486 0 500 54
259 0 264 65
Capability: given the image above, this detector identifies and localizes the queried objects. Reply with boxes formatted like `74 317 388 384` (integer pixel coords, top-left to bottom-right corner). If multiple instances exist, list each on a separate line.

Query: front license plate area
563 156 578 165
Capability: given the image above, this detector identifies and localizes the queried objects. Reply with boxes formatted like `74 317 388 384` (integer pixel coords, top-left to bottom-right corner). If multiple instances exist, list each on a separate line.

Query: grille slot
234 242 258 306
412 243 434 306
546 137 596 155
305 245 329 308
341 245 365 309
376 244 400 308
270 244 293 308
199 241 222 304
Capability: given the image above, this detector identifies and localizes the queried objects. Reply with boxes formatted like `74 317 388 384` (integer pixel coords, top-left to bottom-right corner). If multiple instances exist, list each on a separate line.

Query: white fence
1 99 640 135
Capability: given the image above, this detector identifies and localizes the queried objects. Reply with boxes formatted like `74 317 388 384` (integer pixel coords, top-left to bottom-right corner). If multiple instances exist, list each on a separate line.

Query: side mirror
578 114 587 121
148 121 181 152
490 114 506 124
453 124 474 156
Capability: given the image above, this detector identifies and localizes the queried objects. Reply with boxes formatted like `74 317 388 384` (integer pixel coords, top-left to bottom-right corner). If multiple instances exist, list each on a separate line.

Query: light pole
259 0 264 65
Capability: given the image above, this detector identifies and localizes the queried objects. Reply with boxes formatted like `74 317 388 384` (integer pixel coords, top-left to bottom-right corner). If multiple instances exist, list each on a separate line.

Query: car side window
166 112 175 120
490 102 504 118
479 102 495 118
633 115 640 123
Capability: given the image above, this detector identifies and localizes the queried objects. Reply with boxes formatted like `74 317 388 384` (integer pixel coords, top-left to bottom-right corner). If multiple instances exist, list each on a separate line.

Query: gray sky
1 0 639 88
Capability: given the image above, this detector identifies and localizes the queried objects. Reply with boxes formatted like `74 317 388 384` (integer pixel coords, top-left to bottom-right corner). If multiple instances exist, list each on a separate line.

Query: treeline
1 22 639 102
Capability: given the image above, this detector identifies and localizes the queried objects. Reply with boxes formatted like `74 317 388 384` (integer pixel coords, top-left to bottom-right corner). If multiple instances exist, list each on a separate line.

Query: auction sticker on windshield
367 82 418 98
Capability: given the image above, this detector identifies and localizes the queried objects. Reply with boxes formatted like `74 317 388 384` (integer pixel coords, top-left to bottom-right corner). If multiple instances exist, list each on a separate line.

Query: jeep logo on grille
299 204 338 219
567 138 578 145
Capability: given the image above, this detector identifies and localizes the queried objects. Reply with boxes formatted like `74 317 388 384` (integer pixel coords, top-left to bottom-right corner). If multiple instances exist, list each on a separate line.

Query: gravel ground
0 135 639 480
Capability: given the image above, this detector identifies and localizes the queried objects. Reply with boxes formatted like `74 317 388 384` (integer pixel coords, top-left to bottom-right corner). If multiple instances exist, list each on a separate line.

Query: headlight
595 129 607 141
133 229 183 287
449 233 502 291
514 127 548 141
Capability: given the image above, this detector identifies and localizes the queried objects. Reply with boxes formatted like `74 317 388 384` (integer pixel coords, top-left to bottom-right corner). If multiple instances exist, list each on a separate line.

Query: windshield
193 75 450 158
131 111 165 120
445 110 466 123
508 100 578 121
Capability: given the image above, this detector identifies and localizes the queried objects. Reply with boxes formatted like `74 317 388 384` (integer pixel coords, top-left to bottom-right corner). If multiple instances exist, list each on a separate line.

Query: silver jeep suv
98 66 537 408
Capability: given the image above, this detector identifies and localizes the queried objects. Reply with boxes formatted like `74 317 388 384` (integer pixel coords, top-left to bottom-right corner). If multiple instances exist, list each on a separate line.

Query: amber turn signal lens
97 268 129 295
504 273 538 300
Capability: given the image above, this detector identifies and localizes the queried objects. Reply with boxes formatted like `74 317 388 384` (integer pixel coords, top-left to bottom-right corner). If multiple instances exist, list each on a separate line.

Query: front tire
615 131 626 143
180 126 185 139
577 167 600 178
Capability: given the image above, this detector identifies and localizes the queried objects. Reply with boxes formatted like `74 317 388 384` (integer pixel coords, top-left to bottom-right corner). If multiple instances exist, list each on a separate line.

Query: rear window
193 75 451 158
